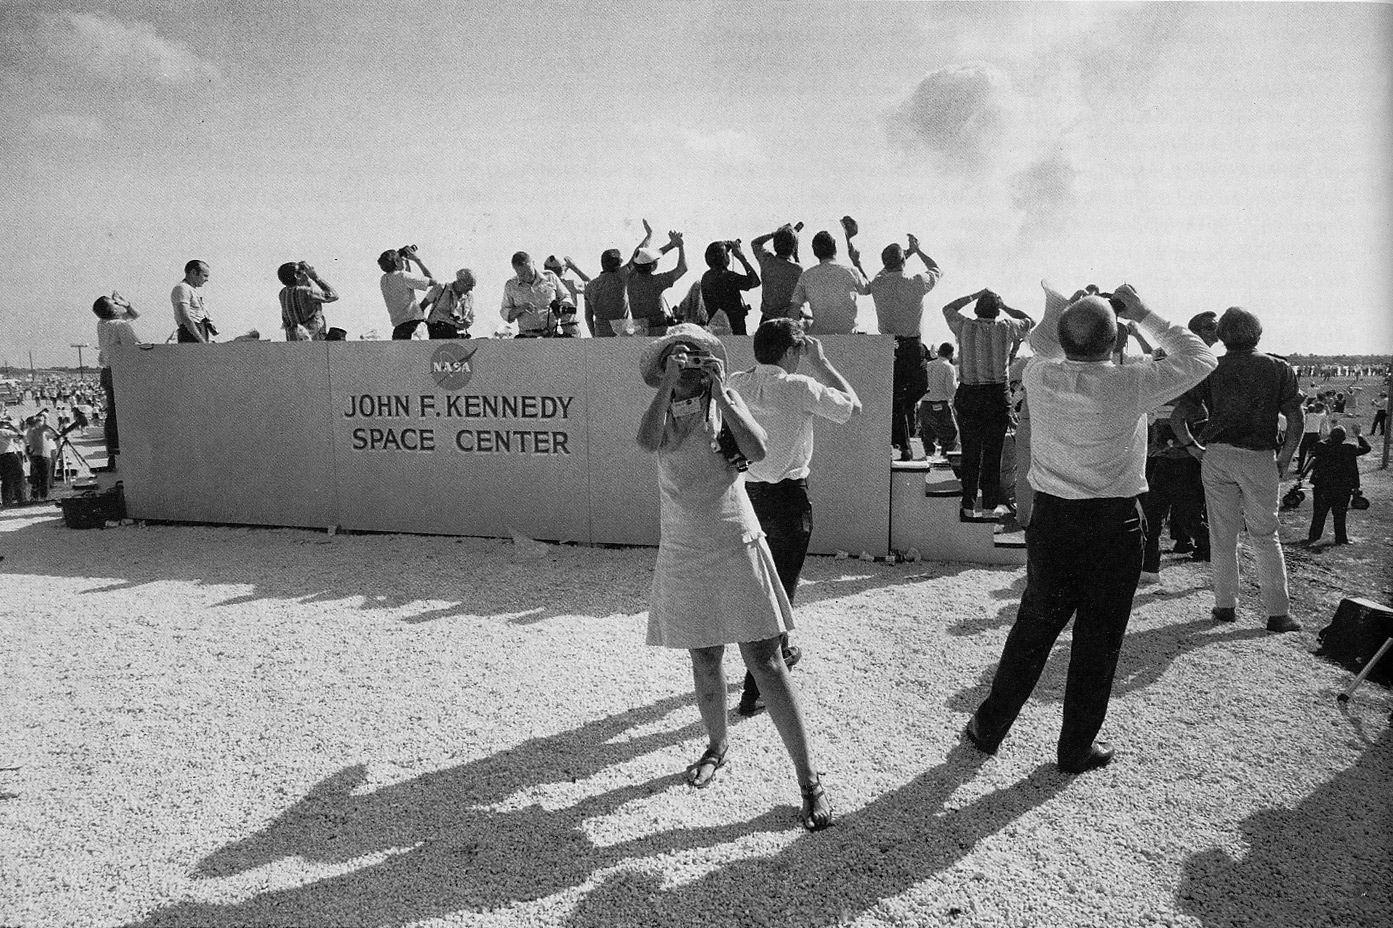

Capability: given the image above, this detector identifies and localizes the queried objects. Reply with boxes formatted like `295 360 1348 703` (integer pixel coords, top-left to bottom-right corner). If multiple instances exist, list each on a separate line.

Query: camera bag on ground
1315 597 1393 687
56 481 126 530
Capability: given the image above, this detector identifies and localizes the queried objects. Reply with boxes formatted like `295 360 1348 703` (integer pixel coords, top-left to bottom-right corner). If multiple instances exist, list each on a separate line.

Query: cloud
628 123 767 170
40 12 222 84
885 63 1008 172
1011 149 1077 240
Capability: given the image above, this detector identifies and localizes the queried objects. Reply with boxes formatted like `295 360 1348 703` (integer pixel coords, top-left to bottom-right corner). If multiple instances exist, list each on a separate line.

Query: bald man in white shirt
963 283 1216 773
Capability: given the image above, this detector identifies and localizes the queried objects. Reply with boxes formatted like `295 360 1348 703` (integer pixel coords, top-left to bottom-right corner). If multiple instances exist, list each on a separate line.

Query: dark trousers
954 382 1010 509
176 327 200 343
1309 483 1353 544
725 311 748 336
741 478 812 701
972 493 1145 765
918 400 958 455
426 321 465 340
1297 432 1321 472
1372 410 1387 436
29 455 51 499
100 366 119 457
0 452 25 505
892 337 928 452
1141 456 1208 572
392 320 421 340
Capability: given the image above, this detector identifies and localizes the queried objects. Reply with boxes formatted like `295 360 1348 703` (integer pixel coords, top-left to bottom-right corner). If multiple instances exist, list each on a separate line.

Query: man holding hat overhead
626 227 688 336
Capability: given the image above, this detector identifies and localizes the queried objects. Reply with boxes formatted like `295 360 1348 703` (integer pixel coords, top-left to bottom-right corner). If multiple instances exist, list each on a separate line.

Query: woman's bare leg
739 637 814 782
688 646 728 785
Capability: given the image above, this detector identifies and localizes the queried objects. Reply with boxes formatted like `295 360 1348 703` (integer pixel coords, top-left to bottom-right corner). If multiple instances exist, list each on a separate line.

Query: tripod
52 421 93 485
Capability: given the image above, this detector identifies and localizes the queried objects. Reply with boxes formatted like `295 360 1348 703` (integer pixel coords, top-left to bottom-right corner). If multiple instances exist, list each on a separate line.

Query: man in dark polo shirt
1171 307 1304 632
700 240 760 335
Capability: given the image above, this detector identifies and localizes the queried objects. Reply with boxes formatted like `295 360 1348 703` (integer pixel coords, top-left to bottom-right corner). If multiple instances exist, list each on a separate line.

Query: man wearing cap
0 415 27 507
786 230 871 335
867 233 943 459
626 230 687 337
727 319 860 716
502 251 574 337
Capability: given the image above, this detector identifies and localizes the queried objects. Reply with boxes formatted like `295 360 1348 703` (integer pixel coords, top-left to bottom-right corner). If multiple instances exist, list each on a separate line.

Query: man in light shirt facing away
727 319 860 717
963 283 1216 774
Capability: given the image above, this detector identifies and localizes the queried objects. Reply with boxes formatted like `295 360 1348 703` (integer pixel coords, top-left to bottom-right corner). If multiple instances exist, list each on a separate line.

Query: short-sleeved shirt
923 356 958 403
867 267 942 337
26 424 57 457
700 268 759 321
96 318 140 367
1180 349 1303 453
756 253 802 319
0 426 23 455
727 363 856 483
627 268 684 326
170 282 207 329
279 283 332 330
381 271 432 327
502 269 572 336
788 261 869 334
585 270 631 329
945 314 1032 385
424 284 475 328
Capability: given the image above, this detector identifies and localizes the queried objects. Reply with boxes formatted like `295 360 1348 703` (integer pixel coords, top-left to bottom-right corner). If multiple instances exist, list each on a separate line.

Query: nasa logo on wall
430 343 479 390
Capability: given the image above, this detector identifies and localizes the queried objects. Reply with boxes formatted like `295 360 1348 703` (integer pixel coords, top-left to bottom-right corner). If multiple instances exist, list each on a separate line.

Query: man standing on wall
278 261 340 341
422 269 477 339
727 319 860 717
379 246 437 340
699 240 760 335
786 231 870 335
750 224 803 329
626 229 687 336
964 284 1215 773
502 251 574 337
1171 307 1305 633
942 288 1035 518
866 233 943 459
171 260 215 343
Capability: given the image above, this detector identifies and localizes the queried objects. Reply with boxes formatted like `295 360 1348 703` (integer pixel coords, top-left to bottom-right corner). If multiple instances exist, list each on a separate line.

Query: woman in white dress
636 324 831 831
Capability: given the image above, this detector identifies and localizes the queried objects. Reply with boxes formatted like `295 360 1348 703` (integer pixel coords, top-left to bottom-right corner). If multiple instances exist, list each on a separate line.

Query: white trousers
1202 444 1290 616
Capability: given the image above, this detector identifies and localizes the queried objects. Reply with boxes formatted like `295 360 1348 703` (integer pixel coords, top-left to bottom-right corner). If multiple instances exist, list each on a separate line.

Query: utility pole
70 344 92 383
1382 369 1391 470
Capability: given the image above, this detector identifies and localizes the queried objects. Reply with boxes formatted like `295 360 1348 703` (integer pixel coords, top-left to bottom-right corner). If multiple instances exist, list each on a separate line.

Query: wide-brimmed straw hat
638 323 727 387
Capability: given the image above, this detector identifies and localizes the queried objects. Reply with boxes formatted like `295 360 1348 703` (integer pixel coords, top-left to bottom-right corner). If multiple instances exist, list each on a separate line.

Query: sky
1 0 1390 369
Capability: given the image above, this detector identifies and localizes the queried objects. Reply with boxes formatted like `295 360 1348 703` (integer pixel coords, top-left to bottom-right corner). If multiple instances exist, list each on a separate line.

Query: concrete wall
111 335 894 555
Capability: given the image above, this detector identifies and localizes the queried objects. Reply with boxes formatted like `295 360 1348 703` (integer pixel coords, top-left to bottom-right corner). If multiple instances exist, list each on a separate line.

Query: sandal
800 776 833 831
686 745 727 789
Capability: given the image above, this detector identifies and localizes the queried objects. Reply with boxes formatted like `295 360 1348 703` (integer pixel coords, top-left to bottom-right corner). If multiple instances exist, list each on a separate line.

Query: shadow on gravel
1175 728 1393 927
0 514 995 626
120 692 793 928
564 747 1068 928
946 618 1270 714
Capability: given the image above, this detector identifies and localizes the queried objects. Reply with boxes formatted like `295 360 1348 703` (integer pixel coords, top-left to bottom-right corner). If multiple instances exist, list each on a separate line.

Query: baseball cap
633 247 662 266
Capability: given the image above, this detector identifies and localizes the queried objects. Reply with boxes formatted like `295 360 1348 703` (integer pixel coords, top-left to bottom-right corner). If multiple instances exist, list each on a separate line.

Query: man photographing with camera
379 245 437 340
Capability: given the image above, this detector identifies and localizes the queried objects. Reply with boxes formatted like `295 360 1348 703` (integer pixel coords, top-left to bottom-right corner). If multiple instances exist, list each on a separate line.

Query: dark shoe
685 744 728 788
782 645 802 671
1211 607 1236 623
799 776 833 832
962 716 1001 755
1171 540 1195 554
1266 615 1302 633
735 695 766 718
1059 741 1115 774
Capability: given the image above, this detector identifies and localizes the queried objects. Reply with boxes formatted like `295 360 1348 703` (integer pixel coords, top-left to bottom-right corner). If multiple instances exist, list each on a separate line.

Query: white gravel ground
2 504 1390 928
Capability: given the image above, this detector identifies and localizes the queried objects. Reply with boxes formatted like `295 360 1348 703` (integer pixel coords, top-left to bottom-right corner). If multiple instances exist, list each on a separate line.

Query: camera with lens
398 244 418 258
680 353 712 371
715 423 749 473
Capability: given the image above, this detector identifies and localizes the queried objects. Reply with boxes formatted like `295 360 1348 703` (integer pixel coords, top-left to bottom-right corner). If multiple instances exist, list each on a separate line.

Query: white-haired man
964 283 1216 773
1170 307 1304 633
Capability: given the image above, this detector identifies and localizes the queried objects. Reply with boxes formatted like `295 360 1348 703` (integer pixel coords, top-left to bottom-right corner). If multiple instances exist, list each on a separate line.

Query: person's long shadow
946 617 1270 713
1175 728 1393 927
564 745 1068 927
0 511 1001 626
121 691 794 928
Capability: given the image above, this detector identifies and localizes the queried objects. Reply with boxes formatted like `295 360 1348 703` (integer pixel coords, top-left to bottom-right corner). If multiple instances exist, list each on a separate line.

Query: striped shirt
943 312 1031 385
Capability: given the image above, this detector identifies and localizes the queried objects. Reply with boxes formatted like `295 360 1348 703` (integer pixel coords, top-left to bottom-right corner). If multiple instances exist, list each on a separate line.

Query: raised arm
302 265 339 302
637 358 680 452
564 256 591 284
630 218 655 265
729 242 759 289
708 359 767 462
802 335 862 416
750 229 776 258
669 231 688 281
